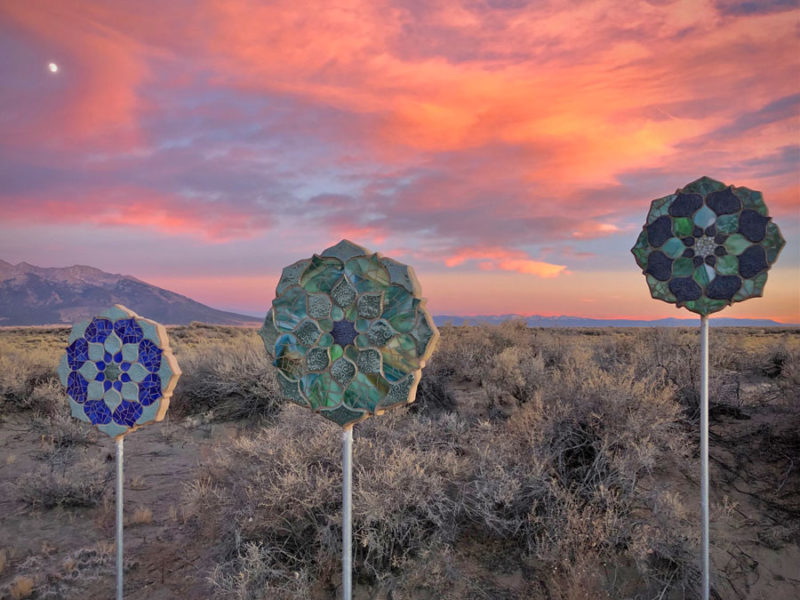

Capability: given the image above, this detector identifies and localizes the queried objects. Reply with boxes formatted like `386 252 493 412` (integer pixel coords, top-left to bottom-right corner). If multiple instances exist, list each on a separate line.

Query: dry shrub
209 542 314 600
17 453 110 508
187 407 468 595
9 575 35 600
461 342 697 597
0 347 60 414
484 345 545 404
170 331 282 420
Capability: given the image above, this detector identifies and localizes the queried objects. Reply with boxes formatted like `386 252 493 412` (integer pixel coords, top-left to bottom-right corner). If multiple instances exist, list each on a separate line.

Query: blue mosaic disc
58 305 181 439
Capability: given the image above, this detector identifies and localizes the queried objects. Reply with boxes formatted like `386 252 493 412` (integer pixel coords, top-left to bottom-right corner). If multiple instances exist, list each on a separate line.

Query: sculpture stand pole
342 427 353 600
700 316 709 600
116 437 124 600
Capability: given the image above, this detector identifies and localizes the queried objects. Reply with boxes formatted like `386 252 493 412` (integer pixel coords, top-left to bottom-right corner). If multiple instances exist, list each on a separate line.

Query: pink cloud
2 188 271 241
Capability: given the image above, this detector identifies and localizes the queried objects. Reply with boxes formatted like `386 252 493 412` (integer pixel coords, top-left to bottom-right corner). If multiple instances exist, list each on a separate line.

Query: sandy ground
1 383 798 600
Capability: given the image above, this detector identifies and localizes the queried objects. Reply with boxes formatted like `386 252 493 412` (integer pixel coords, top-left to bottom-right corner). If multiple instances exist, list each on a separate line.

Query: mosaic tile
763 222 785 263
299 255 343 293
736 187 768 215
367 319 396 346
331 357 356 386
647 194 674 222
345 254 391 292
121 343 139 362
345 372 389 412
716 213 739 234
88 342 105 362
258 310 280 355
85 318 113 343
380 257 421 294
357 293 383 319
104 388 123 411
321 239 369 262
319 404 366 427
136 401 160 425
308 293 333 319
277 259 312 295
68 321 89 344
294 319 321 346
59 305 181 439
682 176 727 197
57 355 70 387
331 276 358 308
69 397 91 422
662 237 686 259
263 240 439 427
631 177 785 315
356 349 382 374
306 347 330 371
378 374 416 410
277 371 309 408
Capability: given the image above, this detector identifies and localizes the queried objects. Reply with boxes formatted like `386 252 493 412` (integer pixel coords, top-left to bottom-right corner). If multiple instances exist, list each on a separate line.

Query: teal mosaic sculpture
57 305 181 438
631 176 785 315
260 240 439 427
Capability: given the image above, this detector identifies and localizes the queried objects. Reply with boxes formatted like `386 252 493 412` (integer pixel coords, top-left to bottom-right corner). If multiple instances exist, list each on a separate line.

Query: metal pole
700 316 709 600
116 436 124 600
342 427 353 600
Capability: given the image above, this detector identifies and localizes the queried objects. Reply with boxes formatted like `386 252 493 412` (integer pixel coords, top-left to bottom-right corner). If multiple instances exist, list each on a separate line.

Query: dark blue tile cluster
738 210 769 242
84 400 112 425
114 319 144 344
646 216 671 247
113 400 143 427
331 319 358 346
706 276 741 300
668 193 702 217
67 372 88 403
138 339 162 372
738 245 768 279
669 278 702 301
645 251 671 281
67 338 89 369
706 189 740 214
84 318 113 343
138 374 162 406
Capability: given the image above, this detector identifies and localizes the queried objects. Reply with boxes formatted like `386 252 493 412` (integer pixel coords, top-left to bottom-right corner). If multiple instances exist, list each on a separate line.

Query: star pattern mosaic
58 305 181 438
632 177 785 315
260 240 439 427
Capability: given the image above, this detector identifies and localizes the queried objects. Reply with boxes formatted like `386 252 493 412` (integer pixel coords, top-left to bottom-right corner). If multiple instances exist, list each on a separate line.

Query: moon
48 62 58 73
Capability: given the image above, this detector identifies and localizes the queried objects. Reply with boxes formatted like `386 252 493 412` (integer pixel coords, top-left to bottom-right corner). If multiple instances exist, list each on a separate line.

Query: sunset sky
1 0 798 321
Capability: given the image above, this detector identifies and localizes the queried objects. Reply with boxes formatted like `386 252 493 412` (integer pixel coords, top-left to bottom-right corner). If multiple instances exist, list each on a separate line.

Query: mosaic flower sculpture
632 176 785 315
57 305 181 438
260 240 439 427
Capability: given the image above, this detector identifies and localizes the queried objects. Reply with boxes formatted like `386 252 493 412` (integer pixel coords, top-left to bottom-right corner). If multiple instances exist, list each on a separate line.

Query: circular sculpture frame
631 176 785 315
57 304 181 439
260 239 439 428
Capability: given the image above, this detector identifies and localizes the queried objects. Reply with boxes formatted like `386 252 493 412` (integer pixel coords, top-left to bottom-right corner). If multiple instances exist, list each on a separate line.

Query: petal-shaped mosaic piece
59 305 181 439
261 240 439 427
631 177 785 315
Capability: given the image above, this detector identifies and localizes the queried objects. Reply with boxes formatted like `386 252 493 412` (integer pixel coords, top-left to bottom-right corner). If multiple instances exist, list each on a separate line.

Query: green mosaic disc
261 240 439 427
631 176 785 315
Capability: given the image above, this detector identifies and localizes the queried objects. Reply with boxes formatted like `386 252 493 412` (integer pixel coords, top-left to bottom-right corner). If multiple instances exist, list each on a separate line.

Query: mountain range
433 314 792 328
0 260 258 326
0 260 792 327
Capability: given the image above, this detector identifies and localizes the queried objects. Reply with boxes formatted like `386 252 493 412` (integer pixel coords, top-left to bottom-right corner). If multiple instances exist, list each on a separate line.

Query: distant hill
434 314 794 328
0 260 260 326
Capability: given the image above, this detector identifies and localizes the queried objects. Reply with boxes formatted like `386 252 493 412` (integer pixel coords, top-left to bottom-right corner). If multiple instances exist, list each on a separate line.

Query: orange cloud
444 246 567 278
